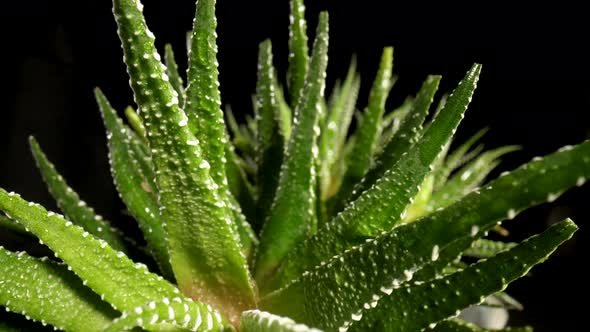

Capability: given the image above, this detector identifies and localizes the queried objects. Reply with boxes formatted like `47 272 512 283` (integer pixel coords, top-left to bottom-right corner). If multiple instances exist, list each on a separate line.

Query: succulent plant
0 0 587 331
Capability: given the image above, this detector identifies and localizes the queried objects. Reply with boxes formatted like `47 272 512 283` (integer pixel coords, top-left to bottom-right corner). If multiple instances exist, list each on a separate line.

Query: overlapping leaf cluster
0 0 587 331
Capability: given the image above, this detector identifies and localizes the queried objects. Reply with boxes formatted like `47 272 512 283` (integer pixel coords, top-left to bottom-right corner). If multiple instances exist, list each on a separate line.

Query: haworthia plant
0 0 586 331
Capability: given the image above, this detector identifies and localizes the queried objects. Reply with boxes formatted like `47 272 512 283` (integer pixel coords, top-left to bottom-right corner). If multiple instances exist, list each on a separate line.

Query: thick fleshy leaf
319 58 360 200
225 144 256 224
428 145 520 212
95 89 173 279
241 310 323 332
464 239 517 259
349 220 575 331
124 106 147 141
332 47 394 210
0 213 27 235
0 248 117 332
29 137 127 253
184 0 228 192
102 297 233 332
432 318 532 332
164 44 186 107
254 12 330 283
112 0 256 322
433 128 488 190
227 106 256 158
269 138 590 297
286 0 309 108
269 65 482 291
0 189 183 312
262 219 575 331
273 78 293 140
255 40 285 223
353 75 441 202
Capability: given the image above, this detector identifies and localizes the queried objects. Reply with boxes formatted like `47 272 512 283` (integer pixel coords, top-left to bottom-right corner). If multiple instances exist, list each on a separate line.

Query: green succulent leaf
428 145 520 212
270 64 482 290
433 128 489 190
225 144 257 224
267 138 590 303
432 318 532 332
184 0 228 192
0 189 182 312
0 213 27 235
354 75 441 202
112 0 256 322
319 57 360 200
29 136 127 253
333 47 394 209
102 297 233 332
0 248 118 332
95 89 174 280
124 106 147 141
351 220 576 331
464 239 518 259
241 310 323 332
164 44 186 108
287 0 310 108
255 39 285 223
254 12 330 283
262 219 575 331
273 78 293 140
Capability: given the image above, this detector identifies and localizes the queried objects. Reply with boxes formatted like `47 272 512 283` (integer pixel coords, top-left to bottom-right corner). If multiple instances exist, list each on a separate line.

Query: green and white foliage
0 0 587 331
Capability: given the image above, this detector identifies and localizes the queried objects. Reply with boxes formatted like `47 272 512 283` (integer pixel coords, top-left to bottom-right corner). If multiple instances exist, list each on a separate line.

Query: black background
1 1 589 330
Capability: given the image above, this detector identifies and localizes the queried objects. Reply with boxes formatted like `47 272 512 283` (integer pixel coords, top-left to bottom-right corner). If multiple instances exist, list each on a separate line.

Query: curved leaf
241 310 323 332
0 189 182 312
0 247 118 332
29 137 127 253
102 297 233 332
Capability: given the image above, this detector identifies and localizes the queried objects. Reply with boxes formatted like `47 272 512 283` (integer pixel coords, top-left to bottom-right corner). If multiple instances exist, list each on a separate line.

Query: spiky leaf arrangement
0 0 587 331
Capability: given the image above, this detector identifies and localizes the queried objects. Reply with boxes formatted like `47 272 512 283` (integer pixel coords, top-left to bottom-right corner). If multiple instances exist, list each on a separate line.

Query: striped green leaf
254 12 330 283
0 189 183 312
349 220 575 331
95 89 173 280
287 0 309 108
241 310 323 332
269 65 482 291
112 0 256 323
102 297 233 332
255 40 285 223
0 248 117 332
29 137 127 253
